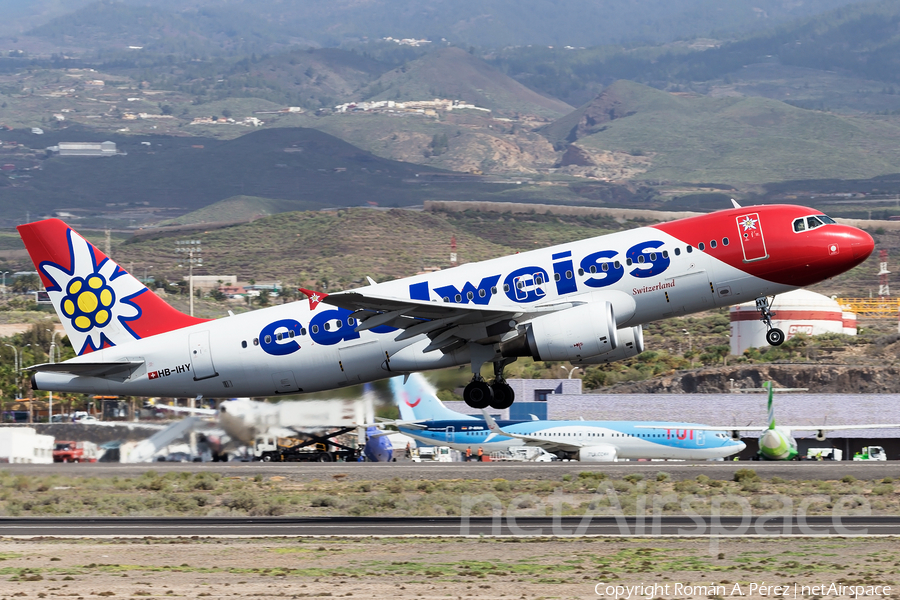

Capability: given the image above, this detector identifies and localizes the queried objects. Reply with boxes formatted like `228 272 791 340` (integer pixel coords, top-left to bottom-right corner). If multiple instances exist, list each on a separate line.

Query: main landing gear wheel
766 328 785 346
489 382 515 410
463 379 493 409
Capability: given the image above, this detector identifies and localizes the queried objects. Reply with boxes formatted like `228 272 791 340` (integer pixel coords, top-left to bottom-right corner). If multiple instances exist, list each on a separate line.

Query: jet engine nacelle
731 430 742 442
578 444 618 462
515 302 617 362
570 325 644 365
816 430 826 442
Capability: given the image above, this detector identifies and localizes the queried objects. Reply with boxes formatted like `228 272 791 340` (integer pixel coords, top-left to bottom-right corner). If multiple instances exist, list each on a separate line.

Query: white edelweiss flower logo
41 229 147 352
740 217 757 231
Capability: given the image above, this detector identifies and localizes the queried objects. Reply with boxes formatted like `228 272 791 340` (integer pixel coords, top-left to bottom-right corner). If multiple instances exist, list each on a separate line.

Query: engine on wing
816 430 826 442
501 302 617 362
570 325 643 365
578 444 618 462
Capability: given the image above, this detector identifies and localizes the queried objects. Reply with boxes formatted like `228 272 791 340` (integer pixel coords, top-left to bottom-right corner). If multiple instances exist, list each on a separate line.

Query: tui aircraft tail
17 218 209 356
390 373 476 421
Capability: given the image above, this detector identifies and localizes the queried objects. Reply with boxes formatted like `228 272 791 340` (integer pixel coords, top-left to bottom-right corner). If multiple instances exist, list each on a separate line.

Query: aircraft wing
321 289 579 348
481 409 583 452
26 361 145 379
378 419 429 430
787 424 900 431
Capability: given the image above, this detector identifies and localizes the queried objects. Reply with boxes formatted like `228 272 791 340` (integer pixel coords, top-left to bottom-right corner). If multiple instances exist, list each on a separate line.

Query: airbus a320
18 204 873 409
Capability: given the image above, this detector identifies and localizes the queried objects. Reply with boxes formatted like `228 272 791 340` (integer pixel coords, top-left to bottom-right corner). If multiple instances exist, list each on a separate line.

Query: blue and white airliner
391 375 745 462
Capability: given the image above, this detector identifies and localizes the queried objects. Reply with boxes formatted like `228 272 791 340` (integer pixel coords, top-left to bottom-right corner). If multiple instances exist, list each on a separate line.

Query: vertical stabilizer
17 219 209 355
390 373 477 421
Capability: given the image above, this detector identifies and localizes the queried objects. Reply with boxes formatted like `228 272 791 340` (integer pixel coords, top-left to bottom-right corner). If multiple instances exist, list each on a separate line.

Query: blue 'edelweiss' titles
257 239 671 357
424 239 670 305
39 229 146 354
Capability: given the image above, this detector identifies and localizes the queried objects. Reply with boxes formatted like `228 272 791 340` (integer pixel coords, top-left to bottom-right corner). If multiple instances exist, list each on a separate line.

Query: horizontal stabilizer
26 361 144 379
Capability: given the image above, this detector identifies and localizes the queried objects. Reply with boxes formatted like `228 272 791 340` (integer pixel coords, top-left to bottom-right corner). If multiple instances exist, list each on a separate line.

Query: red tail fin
17 219 210 355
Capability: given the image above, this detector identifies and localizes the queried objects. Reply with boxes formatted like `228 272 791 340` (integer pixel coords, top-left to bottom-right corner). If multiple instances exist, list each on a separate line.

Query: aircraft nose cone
850 228 875 260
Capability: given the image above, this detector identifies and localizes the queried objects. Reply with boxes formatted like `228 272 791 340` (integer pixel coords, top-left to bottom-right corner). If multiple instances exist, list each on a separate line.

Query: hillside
544 80 900 184
0 126 530 225
363 47 573 118
13 0 874 51
112 206 633 289
24 0 294 55
215 48 392 110
491 0 900 111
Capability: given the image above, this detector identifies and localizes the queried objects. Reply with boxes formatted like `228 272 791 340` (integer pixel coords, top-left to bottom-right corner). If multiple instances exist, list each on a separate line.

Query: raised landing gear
755 296 785 346
463 358 516 410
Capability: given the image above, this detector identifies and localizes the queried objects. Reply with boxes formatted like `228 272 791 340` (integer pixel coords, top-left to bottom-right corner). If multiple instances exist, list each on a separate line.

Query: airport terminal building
446 378 900 460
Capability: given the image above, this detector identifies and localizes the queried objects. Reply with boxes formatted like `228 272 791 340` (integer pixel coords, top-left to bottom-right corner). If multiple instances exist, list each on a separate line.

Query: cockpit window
794 214 834 233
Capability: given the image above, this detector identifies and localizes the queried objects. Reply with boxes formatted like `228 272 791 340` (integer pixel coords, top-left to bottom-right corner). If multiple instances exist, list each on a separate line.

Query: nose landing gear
755 296 785 346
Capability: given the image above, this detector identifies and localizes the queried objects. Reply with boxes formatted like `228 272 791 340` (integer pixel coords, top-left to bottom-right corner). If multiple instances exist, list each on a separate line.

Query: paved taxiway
2 516 899 537
1 461 898 481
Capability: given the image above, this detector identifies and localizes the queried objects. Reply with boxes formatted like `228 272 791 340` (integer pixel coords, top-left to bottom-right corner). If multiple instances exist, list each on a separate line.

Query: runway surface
2 461 899 481
1 516 898 537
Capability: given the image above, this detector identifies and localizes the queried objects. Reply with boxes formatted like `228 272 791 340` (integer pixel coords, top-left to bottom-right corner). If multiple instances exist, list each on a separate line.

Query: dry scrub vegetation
0 469 897 518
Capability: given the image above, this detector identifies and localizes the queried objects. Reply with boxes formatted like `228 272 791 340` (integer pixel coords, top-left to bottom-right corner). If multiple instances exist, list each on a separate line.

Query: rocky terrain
607 363 900 394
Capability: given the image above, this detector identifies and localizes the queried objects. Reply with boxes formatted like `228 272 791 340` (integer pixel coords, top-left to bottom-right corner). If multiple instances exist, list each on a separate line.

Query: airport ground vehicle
52 440 99 463
805 448 843 461
411 446 454 462
253 434 360 462
853 446 887 461
490 447 557 462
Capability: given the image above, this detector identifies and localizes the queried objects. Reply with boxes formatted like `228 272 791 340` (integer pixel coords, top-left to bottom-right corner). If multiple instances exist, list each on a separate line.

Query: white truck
411 446 454 462
852 446 887 461
491 447 557 462
805 448 843 461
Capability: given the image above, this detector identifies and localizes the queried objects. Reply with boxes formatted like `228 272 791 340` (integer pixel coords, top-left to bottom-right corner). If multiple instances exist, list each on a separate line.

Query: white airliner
391 374 745 461
19 205 873 409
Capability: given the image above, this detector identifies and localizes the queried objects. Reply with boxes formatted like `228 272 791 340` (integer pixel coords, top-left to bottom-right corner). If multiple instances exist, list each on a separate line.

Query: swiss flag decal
299 288 328 311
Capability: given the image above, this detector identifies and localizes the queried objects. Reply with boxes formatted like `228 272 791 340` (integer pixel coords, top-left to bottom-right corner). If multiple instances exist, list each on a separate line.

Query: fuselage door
189 330 218 381
735 212 769 262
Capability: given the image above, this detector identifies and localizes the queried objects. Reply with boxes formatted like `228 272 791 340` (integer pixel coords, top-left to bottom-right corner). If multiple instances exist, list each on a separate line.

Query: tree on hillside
429 133 449 157
10 274 39 293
